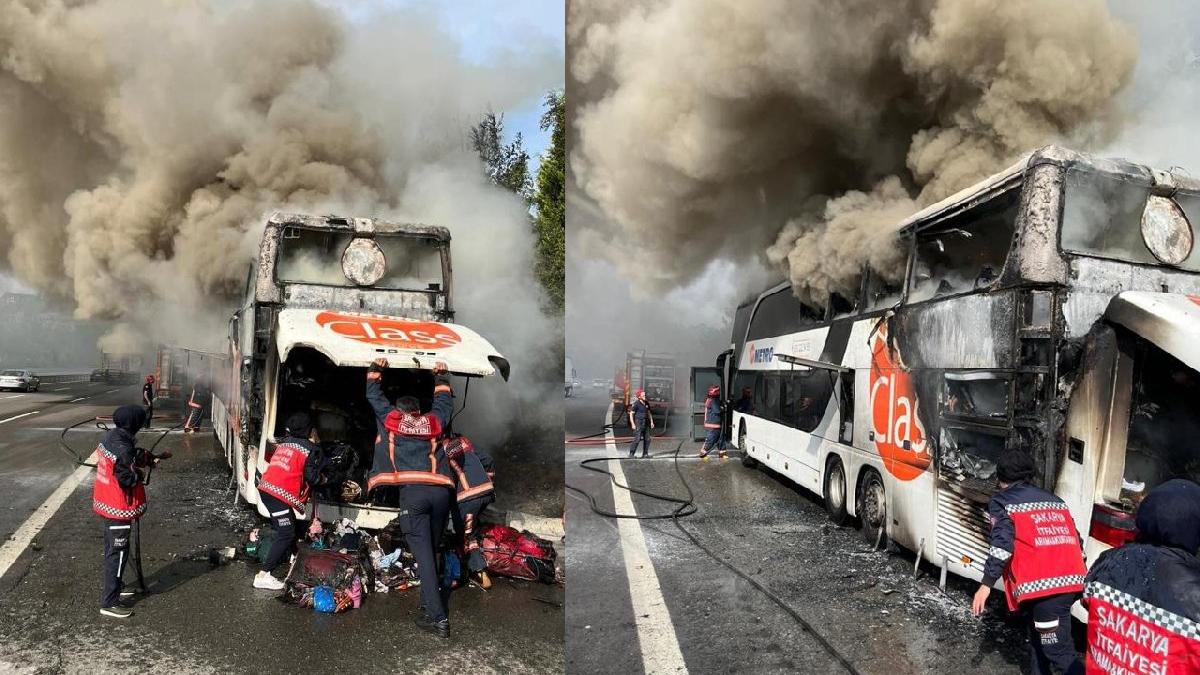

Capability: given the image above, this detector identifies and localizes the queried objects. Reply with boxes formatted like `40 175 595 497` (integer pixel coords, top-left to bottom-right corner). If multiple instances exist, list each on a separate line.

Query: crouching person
444 433 495 588
365 358 456 638
253 412 322 591
93 405 151 618
1083 479 1200 672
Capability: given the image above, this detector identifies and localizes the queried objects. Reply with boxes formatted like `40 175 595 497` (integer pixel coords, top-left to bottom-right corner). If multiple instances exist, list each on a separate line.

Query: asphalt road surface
564 387 1035 674
0 380 563 673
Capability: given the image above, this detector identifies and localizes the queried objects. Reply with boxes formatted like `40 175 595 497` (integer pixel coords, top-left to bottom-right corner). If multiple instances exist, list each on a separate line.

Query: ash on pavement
0 425 563 674
565 388 1032 674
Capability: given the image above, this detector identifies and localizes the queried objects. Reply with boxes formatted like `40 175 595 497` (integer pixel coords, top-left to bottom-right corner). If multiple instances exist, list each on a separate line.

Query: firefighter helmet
707 384 720 397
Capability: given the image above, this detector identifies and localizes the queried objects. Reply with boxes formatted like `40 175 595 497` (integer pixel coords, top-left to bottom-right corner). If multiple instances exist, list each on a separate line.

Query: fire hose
59 415 180 594
565 433 864 675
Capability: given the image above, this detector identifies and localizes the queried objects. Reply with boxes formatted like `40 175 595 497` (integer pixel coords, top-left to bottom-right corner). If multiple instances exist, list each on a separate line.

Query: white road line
53 386 70 391
105 389 119 394
0 411 38 425
70 397 87 403
2 394 26 399
604 401 689 675
0 450 96 581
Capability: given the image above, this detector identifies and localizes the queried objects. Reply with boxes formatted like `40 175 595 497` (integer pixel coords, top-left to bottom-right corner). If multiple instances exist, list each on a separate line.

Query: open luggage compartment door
1104 292 1200 372
276 308 509 379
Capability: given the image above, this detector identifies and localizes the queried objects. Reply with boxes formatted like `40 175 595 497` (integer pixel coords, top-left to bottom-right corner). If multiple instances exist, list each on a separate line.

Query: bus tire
858 469 887 548
738 423 757 468
823 457 850 526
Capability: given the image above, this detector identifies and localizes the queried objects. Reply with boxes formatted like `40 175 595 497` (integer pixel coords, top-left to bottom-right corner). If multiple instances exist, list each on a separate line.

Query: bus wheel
823 458 849 526
738 424 757 468
859 470 887 548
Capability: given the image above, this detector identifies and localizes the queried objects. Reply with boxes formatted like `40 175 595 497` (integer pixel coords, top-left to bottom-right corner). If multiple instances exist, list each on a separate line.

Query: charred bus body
213 213 509 528
700 146 1200 603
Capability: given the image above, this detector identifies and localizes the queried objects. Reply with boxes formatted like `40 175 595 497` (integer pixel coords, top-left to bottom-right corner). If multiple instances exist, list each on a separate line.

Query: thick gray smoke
0 0 561 430
570 0 1138 301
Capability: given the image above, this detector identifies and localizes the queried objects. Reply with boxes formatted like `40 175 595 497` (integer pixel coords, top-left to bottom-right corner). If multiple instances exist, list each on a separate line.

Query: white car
592 378 607 388
0 369 40 392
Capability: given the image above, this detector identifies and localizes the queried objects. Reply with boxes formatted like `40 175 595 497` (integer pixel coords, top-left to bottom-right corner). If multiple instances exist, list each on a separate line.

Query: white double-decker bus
696 146 1200 599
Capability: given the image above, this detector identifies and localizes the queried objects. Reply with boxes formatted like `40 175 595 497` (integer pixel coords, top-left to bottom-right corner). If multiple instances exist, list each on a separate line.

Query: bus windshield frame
1059 166 1200 272
273 226 448 293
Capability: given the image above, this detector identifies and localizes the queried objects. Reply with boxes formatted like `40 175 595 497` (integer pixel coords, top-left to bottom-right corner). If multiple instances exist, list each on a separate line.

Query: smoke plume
0 0 558 350
569 0 1137 300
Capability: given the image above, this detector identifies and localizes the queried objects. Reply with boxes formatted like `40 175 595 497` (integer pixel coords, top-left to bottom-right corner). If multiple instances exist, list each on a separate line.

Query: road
0 380 563 673
564 387 1032 674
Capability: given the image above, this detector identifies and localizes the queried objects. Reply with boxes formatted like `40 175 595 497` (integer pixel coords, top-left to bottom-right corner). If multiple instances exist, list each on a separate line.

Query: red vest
1003 500 1087 610
258 442 311 512
1085 581 1200 674
92 443 147 521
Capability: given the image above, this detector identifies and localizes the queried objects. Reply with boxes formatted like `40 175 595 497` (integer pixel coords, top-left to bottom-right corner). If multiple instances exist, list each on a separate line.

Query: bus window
746 288 824 340
755 373 781 423
863 269 902 311
782 369 835 433
828 292 856 320
277 228 445 291
732 372 756 414
1121 340 1200 509
908 190 1019 303
1061 168 1200 271
943 372 1011 421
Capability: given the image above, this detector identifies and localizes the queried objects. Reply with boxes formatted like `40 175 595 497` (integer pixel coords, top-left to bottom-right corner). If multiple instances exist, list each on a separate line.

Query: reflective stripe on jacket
257 439 316 512
982 482 1086 610
366 376 455 491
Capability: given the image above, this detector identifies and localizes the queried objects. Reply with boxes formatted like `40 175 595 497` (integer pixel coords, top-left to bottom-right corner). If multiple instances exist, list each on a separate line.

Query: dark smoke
569 0 1137 300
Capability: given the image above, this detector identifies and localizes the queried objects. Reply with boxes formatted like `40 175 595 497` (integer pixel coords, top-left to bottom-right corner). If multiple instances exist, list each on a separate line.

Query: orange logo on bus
316 311 461 349
869 324 930 481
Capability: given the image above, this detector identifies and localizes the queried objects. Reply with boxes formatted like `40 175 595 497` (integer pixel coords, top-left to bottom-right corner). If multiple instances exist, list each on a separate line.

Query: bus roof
267 212 451 242
897 145 1200 236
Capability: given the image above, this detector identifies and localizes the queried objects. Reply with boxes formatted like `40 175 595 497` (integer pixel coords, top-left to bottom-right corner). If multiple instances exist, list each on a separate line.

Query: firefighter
1082 479 1200 672
698 384 727 459
253 412 323 591
365 358 456 639
972 449 1087 675
93 405 151 618
443 433 495 588
627 388 654 458
141 375 155 429
182 383 204 434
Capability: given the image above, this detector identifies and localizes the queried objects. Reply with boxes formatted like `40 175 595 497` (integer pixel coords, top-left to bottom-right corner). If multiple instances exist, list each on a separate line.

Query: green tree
532 90 565 313
471 110 530 197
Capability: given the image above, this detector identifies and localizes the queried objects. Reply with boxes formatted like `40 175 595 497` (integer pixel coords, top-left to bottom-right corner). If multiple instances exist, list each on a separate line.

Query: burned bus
697 146 1200 603
213 213 509 529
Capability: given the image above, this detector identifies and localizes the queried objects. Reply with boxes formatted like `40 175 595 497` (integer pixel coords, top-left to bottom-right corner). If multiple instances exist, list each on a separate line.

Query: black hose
566 435 864 675
59 415 182 472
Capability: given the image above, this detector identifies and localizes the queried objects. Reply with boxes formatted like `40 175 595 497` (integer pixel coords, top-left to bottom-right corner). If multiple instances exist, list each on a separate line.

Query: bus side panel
889 470 938 561
211 392 231 466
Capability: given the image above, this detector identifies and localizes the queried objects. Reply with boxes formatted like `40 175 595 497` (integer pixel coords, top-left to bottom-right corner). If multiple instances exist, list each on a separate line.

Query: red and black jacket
442 435 495 504
366 374 455 492
1083 479 1200 674
982 481 1087 610
92 427 146 521
704 397 722 429
257 436 321 512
